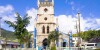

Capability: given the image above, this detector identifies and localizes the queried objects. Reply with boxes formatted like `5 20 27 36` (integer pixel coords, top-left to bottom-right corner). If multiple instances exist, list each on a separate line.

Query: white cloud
26 8 37 31
0 5 14 14
0 5 37 31
25 7 100 34
57 15 77 34
0 5 100 34
0 5 15 31
2 15 15 22
0 5 15 22
96 19 100 25
56 14 100 34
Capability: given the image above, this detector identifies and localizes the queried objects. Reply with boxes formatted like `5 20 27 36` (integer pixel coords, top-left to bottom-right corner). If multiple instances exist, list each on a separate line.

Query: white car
81 43 97 49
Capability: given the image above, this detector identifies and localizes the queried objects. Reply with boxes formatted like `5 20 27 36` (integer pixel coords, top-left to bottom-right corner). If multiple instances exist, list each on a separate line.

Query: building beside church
35 0 57 47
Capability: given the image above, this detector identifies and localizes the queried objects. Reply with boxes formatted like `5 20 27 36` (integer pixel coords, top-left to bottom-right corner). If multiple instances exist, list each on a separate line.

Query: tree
73 30 100 42
5 13 31 48
72 34 78 37
96 30 100 37
48 31 61 50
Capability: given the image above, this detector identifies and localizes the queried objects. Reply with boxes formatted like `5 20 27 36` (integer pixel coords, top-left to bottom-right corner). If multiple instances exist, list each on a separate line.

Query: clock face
44 8 48 12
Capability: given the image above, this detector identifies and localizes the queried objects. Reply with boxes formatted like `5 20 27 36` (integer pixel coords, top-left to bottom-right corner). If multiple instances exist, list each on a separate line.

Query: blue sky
0 0 100 33
0 0 100 18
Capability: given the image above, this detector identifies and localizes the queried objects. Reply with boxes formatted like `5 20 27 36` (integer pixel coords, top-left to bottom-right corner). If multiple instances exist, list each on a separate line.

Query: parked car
81 43 97 49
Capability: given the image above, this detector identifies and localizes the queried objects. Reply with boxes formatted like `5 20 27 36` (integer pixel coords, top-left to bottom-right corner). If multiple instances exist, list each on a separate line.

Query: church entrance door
42 38 48 49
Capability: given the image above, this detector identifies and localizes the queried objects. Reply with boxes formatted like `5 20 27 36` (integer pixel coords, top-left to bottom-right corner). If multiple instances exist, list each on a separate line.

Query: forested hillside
0 28 16 40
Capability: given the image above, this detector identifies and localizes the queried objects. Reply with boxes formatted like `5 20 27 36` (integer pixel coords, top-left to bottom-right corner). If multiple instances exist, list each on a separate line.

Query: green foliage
72 34 78 37
73 30 100 41
48 31 61 47
96 30 100 37
0 28 16 40
95 49 100 50
5 13 31 45
51 46 56 50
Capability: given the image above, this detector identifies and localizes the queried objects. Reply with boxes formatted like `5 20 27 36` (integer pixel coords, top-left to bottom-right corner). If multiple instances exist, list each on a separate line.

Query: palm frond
5 21 16 29
5 13 31 45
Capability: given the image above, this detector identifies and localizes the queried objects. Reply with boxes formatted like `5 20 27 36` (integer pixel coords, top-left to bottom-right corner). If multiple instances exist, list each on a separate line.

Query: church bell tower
36 0 56 46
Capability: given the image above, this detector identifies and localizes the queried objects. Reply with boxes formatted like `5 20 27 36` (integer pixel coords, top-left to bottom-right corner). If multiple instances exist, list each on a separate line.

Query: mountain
0 28 16 40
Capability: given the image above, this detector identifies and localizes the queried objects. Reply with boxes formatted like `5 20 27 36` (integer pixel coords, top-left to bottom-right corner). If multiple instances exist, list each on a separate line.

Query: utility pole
68 32 70 50
78 12 81 38
0 17 2 36
76 20 78 36
78 12 81 50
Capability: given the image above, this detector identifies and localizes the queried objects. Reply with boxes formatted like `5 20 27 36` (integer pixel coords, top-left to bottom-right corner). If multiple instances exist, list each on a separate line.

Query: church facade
36 0 57 47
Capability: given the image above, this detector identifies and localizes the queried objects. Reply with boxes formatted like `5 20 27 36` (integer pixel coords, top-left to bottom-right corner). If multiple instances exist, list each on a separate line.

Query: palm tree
48 30 61 50
5 13 31 48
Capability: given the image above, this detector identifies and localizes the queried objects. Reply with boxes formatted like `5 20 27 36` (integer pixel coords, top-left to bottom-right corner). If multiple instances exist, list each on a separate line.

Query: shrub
51 46 56 50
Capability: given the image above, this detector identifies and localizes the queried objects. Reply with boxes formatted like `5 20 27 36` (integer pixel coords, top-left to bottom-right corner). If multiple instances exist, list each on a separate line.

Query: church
33 0 72 49
34 0 58 48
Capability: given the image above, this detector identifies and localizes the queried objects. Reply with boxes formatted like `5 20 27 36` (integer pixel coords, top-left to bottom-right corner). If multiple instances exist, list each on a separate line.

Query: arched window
47 26 49 33
42 26 45 33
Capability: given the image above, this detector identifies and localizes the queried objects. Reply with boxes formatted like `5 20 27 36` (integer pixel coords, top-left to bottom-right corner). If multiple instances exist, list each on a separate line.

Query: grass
95 49 100 50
